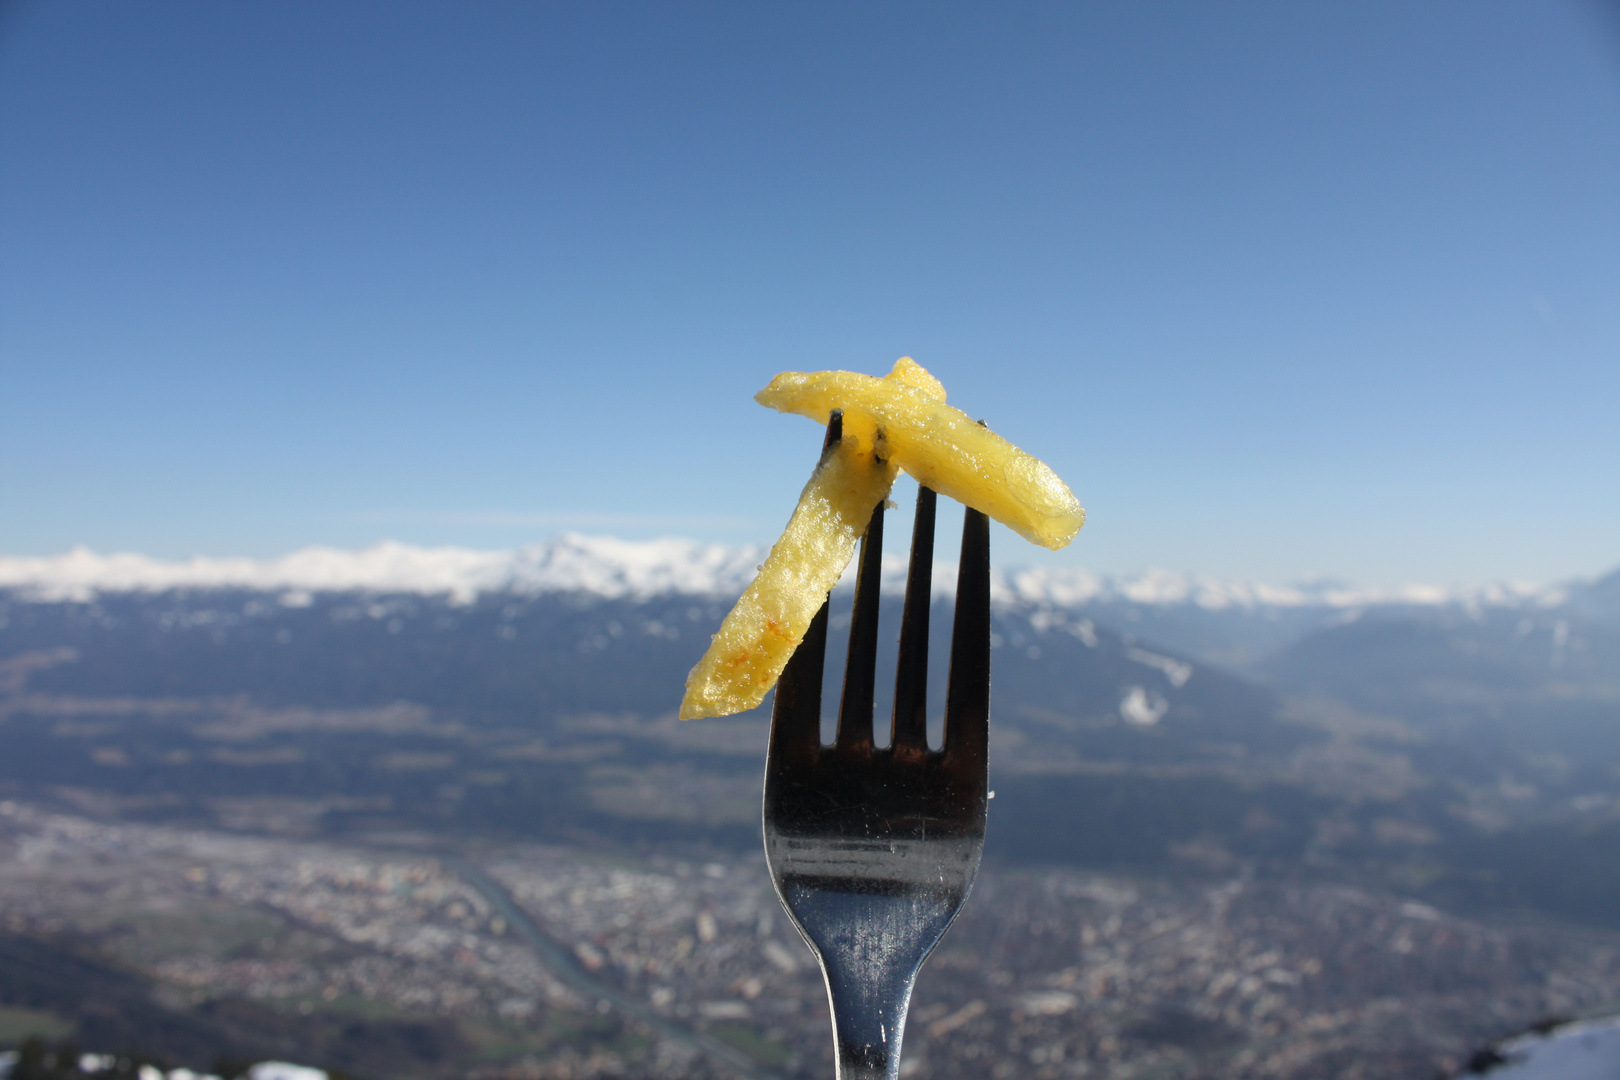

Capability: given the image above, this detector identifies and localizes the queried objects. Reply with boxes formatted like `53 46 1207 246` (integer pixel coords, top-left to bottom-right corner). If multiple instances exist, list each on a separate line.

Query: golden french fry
678 413 897 720
680 357 1082 718
757 358 1084 550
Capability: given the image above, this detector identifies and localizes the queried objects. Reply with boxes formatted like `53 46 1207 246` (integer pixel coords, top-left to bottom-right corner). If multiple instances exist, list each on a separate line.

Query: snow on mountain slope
0 535 1580 611
0 536 765 604
993 565 1566 611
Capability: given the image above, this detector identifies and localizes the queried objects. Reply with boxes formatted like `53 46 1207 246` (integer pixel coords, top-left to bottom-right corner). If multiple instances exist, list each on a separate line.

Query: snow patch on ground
1460 1015 1620 1079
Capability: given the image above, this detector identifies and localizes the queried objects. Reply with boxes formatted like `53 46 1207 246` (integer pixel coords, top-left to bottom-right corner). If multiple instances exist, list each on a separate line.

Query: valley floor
2 800 1617 1080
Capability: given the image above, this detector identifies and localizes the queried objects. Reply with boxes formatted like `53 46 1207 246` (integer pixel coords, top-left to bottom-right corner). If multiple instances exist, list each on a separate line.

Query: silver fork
763 411 991 1080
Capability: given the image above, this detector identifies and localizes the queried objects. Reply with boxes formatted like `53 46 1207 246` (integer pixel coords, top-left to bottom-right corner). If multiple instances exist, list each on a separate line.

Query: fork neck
837 1043 903 1080
829 979 916 1080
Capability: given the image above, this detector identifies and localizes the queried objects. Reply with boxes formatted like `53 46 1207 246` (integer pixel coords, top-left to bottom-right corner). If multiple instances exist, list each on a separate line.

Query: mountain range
0 534 1590 610
3 536 1619 927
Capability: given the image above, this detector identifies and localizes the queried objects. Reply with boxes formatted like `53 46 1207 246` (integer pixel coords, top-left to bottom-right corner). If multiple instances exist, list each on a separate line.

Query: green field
0 1005 74 1044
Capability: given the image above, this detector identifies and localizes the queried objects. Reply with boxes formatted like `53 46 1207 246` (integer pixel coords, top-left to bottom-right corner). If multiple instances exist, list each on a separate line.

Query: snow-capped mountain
0 535 1587 613
0 536 766 605
5 538 1615 729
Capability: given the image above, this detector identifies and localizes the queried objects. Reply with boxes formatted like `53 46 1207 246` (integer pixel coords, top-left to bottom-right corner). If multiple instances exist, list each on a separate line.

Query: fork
763 411 991 1080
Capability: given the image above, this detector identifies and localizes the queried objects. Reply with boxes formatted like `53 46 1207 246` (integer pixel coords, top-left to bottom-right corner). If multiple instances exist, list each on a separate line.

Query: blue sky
2 1 1617 587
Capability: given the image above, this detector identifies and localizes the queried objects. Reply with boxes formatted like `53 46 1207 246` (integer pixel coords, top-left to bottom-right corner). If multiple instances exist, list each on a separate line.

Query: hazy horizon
3 527 1613 598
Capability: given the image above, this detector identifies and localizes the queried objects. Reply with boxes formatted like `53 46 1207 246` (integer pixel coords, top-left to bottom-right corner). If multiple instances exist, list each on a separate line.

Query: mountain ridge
2 536 1599 614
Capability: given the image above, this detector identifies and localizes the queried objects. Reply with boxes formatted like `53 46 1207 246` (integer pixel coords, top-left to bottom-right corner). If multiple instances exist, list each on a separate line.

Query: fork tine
820 408 844 456
770 591 828 762
766 412 845 764
891 486 936 755
835 500 884 752
943 506 990 766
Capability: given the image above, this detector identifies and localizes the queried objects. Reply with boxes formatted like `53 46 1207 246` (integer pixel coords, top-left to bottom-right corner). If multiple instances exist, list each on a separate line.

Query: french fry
757 358 1083 550
679 411 896 720
680 357 1083 718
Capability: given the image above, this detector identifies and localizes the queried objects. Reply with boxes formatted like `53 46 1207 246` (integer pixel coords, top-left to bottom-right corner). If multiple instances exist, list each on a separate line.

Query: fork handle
826 959 919 1080
789 883 963 1080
